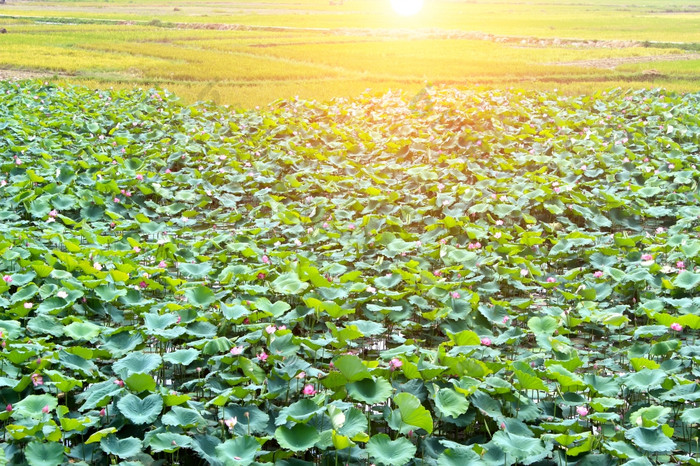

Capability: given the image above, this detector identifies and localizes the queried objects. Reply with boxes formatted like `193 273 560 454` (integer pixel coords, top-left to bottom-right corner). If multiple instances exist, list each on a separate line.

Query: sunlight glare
390 0 424 17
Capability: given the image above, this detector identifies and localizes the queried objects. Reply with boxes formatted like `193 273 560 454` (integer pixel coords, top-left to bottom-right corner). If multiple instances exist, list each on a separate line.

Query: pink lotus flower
257 351 268 362
261 255 270 264
2 275 12 283
450 291 460 299
546 277 557 283
389 358 403 370
114 379 124 387
366 286 376 294
5 404 11 412
42 405 50 414
225 417 237 430
257 273 266 280
302 384 316 396
48 209 58 218
99 408 106 416
520 269 528 277
139 281 148 289
502 316 510 324
641 254 653 261
230 346 244 355
23 302 32 309
576 406 588 417
670 322 683 332
31 374 43 387
480 337 492 346
265 325 276 335
113 197 120 203
593 271 604 278
158 260 167 268
347 223 356 230
296 371 306 379
135 174 144 181
676 261 685 269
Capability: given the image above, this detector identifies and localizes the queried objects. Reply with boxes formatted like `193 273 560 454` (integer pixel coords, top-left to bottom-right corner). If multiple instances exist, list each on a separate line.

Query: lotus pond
0 81 699 465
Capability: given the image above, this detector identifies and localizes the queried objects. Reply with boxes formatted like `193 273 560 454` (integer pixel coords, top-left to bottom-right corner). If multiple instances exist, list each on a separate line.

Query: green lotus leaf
117 394 163 425
223 404 270 435
434 388 470 419
347 377 393 404
95 283 127 302
184 285 217 307
366 434 416 466
163 348 200 365
393 392 433 434
25 441 65 466
125 373 156 392
437 445 481 466
276 399 324 426
528 316 558 335
271 272 309 295
214 435 261 466
148 432 193 453
162 406 206 429
490 430 551 464
64 321 102 341
624 426 676 453
113 352 162 377
76 380 123 411
334 355 372 382
674 271 700 290
14 394 58 419
275 424 320 452
179 262 213 278
680 407 700 424
99 435 142 459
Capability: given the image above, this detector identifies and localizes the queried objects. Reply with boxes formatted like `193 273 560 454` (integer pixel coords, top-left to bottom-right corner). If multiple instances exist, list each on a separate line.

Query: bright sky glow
390 0 424 16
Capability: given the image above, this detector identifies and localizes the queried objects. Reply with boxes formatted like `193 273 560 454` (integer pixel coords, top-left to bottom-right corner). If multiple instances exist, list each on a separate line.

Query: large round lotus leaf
276 399 324 426
623 369 667 392
117 394 163 425
179 262 213 278
162 348 200 366
215 435 261 465
624 426 676 453
184 285 217 307
337 407 368 438
64 321 102 341
113 352 162 377
274 424 320 452
148 432 193 453
437 446 481 466
99 435 142 459
674 271 700 290
223 404 270 435
24 441 65 466
347 378 393 404
162 406 206 429
271 272 309 295
680 407 700 424
393 392 433 434
13 394 58 419
434 388 470 419
366 434 416 466
490 431 551 464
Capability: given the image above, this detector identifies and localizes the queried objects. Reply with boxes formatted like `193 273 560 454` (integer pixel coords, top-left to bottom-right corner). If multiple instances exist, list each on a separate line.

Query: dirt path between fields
549 52 700 69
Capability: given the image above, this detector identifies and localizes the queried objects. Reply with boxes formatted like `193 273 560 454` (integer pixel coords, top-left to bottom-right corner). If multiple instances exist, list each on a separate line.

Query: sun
390 0 424 16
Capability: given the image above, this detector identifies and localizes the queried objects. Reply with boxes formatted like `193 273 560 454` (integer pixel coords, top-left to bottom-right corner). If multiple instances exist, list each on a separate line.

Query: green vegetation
0 0 699 107
1 80 700 465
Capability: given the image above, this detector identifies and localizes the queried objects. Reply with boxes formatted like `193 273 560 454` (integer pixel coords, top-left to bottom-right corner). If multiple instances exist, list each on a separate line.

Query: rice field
0 0 699 107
